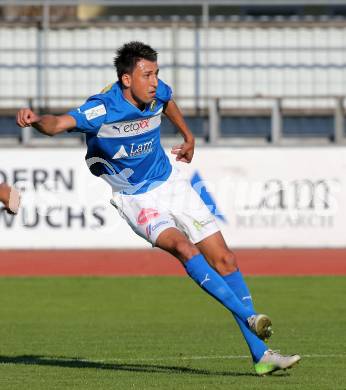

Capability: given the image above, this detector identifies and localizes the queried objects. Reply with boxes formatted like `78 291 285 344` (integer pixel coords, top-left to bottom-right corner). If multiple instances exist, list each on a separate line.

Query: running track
0 249 345 276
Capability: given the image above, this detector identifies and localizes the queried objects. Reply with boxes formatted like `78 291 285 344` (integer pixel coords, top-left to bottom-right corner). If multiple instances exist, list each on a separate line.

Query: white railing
0 95 344 146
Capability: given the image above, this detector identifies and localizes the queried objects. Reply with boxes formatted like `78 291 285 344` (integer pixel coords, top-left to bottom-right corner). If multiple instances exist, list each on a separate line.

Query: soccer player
0 182 21 214
16 41 300 375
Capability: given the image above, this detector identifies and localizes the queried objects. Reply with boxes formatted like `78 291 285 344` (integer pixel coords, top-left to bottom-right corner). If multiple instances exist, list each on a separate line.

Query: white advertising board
0 147 345 248
181 147 346 248
0 149 149 249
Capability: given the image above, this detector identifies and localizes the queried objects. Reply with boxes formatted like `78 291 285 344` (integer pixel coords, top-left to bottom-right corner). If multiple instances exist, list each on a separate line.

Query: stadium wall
0 146 345 249
1 25 346 109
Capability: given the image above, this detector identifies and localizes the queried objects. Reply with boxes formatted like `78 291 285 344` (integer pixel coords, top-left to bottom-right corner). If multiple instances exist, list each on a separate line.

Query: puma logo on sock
200 274 211 286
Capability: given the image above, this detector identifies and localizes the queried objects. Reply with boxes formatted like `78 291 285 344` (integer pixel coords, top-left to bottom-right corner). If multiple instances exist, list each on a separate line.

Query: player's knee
174 239 199 262
214 250 238 275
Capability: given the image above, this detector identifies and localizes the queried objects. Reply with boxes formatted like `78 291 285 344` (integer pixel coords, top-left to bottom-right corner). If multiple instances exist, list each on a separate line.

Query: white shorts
110 168 220 245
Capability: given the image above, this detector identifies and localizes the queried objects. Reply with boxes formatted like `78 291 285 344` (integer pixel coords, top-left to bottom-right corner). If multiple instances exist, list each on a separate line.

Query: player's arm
16 108 76 136
164 99 195 163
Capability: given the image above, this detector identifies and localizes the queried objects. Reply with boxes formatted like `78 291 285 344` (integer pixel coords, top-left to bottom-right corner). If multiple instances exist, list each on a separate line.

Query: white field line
76 354 346 364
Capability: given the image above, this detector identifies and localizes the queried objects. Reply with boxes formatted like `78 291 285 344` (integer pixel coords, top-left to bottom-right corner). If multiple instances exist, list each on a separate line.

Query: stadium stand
0 0 345 145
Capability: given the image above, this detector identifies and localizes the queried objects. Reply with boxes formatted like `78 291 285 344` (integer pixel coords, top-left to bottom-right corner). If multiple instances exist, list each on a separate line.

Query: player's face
122 59 159 107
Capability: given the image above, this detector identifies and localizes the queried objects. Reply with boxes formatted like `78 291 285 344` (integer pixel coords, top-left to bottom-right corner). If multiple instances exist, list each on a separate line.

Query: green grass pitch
0 276 345 389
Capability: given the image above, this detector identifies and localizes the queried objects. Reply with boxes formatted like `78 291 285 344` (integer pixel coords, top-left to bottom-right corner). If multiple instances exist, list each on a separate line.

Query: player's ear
122 73 131 88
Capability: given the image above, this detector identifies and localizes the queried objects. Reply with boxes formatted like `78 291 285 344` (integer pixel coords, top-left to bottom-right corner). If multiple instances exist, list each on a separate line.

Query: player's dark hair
114 41 157 84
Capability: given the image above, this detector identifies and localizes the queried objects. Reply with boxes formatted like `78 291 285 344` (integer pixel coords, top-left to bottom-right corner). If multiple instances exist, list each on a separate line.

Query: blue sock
184 254 255 322
224 270 267 362
223 269 254 310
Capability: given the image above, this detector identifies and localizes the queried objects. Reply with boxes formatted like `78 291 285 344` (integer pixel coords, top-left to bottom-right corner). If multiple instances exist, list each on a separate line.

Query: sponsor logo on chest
98 110 162 138
112 138 154 159
129 138 154 157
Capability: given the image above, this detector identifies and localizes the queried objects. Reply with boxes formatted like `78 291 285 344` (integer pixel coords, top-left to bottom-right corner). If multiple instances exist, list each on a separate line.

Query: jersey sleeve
68 98 107 134
156 79 173 103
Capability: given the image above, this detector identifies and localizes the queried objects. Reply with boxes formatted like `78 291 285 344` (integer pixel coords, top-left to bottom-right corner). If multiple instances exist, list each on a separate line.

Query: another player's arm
164 99 195 163
0 182 21 214
16 108 76 136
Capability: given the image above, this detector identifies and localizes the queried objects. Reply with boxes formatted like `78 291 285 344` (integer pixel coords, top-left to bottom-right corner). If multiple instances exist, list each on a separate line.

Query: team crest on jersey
100 83 114 93
149 99 157 111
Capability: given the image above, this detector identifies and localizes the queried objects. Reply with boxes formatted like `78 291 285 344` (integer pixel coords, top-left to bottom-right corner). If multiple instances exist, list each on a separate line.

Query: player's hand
171 138 195 163
16 108 41 127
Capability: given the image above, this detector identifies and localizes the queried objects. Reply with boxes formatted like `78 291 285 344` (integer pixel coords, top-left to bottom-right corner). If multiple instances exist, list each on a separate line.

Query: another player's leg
0 182 21 214
156 227 265 329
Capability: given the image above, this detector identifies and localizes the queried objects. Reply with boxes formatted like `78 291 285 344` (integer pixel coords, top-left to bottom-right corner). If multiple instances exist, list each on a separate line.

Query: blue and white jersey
68 79 173 195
